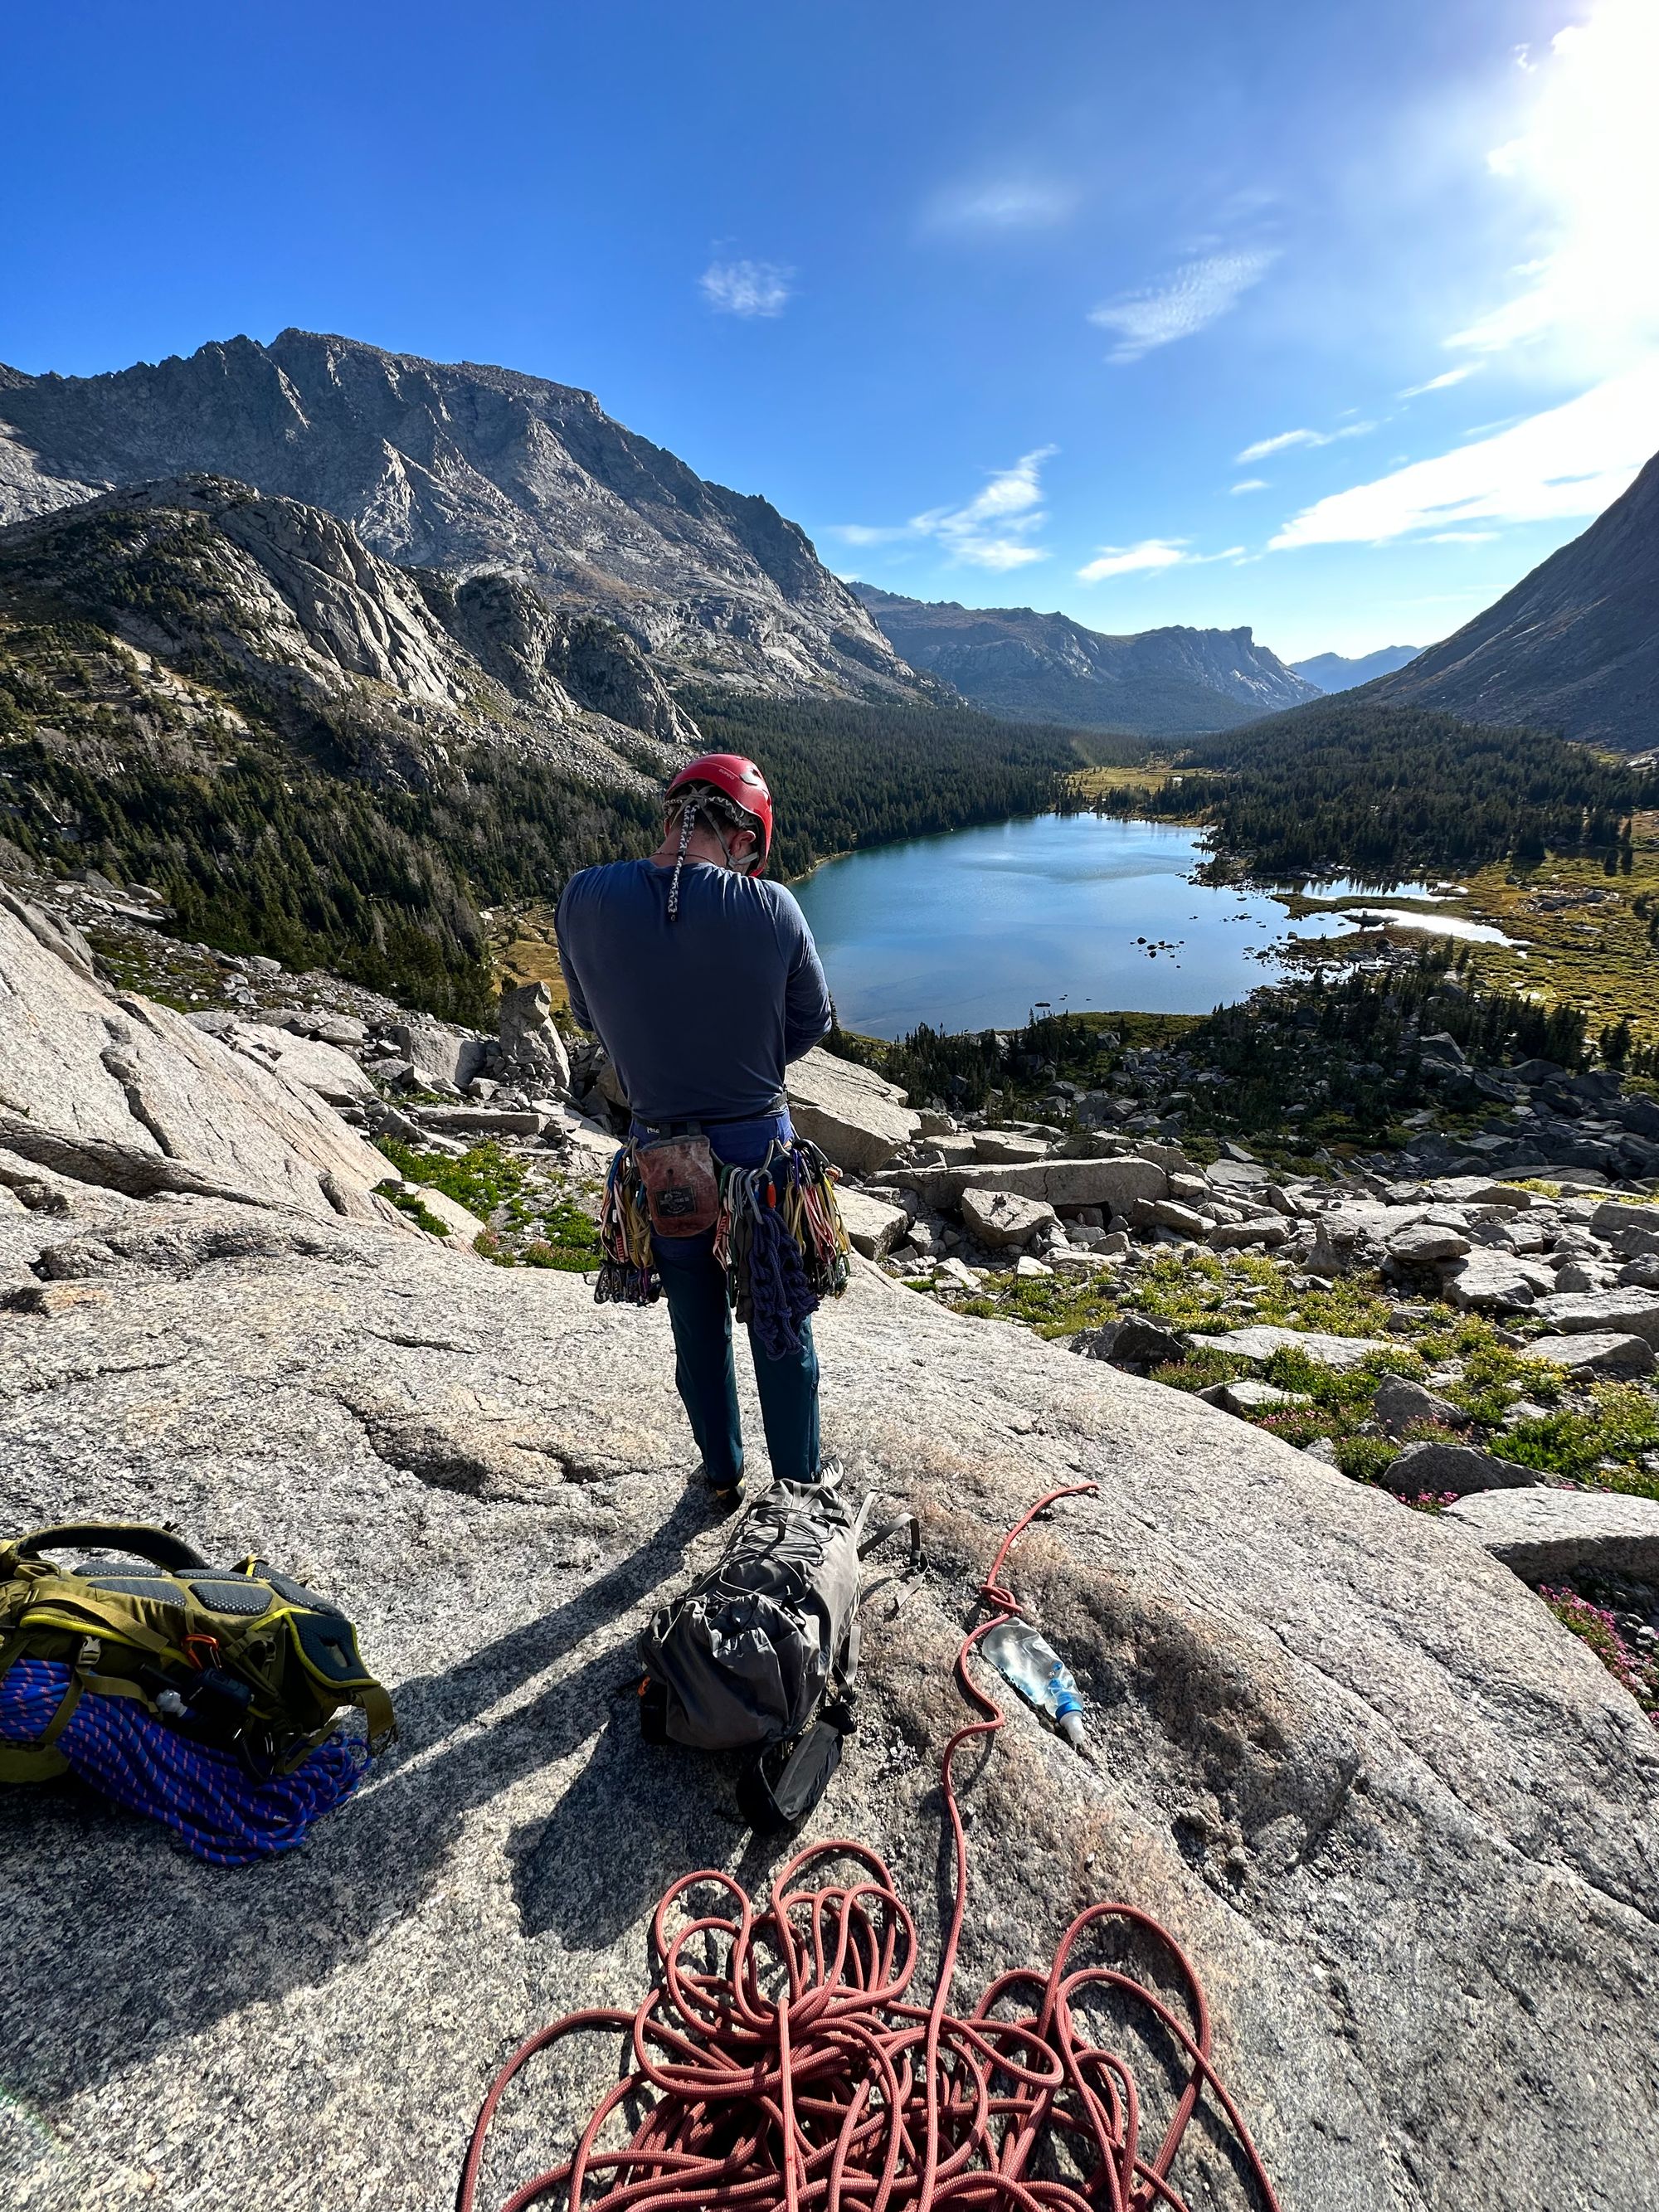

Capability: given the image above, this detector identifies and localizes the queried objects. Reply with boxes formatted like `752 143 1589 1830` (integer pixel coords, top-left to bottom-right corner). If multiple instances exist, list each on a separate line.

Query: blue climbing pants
643 1110 820 1490
654 1232 820 1490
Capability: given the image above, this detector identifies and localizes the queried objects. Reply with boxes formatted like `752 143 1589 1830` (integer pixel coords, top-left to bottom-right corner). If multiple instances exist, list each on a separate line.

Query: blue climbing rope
0 1660 370 1865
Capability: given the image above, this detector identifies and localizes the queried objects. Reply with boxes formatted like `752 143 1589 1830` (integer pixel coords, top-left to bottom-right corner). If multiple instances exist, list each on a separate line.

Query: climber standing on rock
555 755 842 1510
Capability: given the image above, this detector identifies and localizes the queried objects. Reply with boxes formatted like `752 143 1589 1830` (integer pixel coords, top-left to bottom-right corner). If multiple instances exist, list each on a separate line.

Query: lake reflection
793 814 1424 1039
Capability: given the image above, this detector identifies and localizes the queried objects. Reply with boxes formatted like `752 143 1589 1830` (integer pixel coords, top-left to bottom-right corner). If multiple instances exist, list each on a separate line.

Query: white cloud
1088 248 1278 363
1076 540 1245 583
1427 530 1499 542
1235 421 1377 464
1447 1 1659 375
826 449 1058 571
699 260 793 318
1399 365 1478 397
1268 358 1659 549
926 180 1075 231
1230 478 1269 494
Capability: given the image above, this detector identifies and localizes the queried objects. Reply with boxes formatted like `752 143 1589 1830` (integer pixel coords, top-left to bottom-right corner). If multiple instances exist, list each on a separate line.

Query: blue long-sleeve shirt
554 858 833 1125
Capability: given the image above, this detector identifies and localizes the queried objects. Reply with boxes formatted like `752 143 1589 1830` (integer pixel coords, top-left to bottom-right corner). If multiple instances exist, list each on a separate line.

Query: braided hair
666 782 762 920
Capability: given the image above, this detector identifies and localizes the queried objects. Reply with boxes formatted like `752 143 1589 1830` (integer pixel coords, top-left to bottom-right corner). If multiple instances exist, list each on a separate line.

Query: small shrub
1490 1385 1659 1493
1334 1434 1401 1485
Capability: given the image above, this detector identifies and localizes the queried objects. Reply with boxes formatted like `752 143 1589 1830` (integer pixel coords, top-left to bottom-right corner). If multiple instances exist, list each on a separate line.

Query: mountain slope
0 475 703 1014
0 330 926 702
852 584 1316 733
1292 645 1421 693
1363 450 1659 749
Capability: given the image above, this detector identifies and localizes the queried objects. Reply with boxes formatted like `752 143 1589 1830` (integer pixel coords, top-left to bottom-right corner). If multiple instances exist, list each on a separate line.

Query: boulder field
0 907 1657 2209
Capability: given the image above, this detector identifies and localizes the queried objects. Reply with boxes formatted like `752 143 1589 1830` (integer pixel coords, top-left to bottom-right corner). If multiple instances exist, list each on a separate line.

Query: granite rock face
786 1048 921 1176
0 475 693 788
0 329 930 701
0 1193 1656 2210
0 893 401 1226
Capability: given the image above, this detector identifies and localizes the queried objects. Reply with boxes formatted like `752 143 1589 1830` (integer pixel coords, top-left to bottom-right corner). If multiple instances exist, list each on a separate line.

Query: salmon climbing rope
459 1485 1282 2212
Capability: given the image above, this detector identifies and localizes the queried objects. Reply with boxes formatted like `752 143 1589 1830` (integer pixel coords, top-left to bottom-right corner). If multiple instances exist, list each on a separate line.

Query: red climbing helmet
666 753 774 873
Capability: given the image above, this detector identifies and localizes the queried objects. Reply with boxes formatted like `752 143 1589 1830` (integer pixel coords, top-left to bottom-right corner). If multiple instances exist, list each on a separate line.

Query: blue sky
4 1 1655 661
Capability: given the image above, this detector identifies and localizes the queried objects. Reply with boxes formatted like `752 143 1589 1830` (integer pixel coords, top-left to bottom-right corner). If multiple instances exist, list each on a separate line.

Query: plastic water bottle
981 1619 1087 1750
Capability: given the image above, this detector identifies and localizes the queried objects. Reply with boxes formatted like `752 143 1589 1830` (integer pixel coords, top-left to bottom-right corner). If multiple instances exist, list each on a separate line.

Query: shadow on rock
0 1486 713 2105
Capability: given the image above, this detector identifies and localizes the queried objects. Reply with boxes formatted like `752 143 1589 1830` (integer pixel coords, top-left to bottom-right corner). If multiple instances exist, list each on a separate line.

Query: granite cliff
0 331 926 702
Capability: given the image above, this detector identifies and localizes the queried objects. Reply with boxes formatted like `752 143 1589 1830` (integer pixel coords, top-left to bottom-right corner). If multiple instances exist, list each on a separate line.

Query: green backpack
0 1522 395 1782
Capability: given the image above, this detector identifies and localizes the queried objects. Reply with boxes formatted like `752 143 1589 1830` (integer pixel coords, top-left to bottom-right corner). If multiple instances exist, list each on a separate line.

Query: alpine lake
791 812 1514 1041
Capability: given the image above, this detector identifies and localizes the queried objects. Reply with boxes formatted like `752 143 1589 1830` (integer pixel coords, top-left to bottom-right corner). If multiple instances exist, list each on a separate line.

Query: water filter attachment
980 1618 1087 1750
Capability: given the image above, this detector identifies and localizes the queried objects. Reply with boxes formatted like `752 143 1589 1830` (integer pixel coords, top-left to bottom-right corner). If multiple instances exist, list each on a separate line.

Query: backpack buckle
76 1636 100 1671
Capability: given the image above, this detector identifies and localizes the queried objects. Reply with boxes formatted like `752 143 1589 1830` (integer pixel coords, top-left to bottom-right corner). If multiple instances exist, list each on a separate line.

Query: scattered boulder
786 1048 921 1176
1373 1374 1472 1436
971 1131 1051 1164
960 1188 1057 1250
838 1186 911 1261
1525 1332 1658 1380
1198 1325 1384 1373
1441 1251 1557 1312
496 980 571 1094
1530 1288 1659 1347
1386 1222 1472 1265
1215 1379 1311 1417
1209 1217 1291 1251
408 1106 547 1140
1382 1441 1536 1497
1076 1315 1185 1369
1592 1198 1659 1238
1141 1198 1212 1239
1209 1157 1271 1190
1445 1487 1659 1582
392 1018 486 1093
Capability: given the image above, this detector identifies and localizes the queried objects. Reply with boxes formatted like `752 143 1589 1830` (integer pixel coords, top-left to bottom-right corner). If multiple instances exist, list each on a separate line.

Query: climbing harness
0 1522 394 1863
460 1486 1284 2212
597 1132 850 1357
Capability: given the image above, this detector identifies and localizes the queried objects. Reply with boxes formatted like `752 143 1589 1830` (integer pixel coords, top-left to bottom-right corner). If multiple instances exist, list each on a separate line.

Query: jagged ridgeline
1132 698 1652 875
0 477 1136 1017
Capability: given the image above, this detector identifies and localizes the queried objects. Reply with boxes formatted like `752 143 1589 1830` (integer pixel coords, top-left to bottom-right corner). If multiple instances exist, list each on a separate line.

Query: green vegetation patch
1489 1385 1659 1497
377 1138 603 1270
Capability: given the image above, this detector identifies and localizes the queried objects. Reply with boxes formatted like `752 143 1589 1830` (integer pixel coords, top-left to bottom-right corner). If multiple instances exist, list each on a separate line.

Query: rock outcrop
0 892 401 1227
0 329 928 701
3 918 1659 2209
786 1048 920 1175
0 475 693 786
1 1177 1657 2208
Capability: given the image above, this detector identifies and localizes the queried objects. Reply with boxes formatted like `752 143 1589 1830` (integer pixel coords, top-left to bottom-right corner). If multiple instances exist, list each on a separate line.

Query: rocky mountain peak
0 330 927 701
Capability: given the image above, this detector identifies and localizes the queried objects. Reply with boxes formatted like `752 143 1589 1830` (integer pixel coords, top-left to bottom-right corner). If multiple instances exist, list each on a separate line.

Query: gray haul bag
636 1473 920 1830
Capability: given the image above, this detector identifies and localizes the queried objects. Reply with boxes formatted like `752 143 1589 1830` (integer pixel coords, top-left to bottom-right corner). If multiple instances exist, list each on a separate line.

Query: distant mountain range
1291 645 1422 692
0 330 927 702
1362 450 1659 751
849 584 1316 735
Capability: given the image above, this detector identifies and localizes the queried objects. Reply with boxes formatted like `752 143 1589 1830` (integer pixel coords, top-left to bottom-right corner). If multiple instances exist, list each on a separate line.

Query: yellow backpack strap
356 1680 397 1753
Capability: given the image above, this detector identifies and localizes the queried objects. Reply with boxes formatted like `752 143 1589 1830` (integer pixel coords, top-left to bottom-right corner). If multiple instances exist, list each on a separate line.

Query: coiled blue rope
0 1660 369 1865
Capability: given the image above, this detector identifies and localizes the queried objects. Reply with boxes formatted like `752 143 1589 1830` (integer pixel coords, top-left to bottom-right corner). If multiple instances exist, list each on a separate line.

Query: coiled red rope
460 1486 1282 2212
